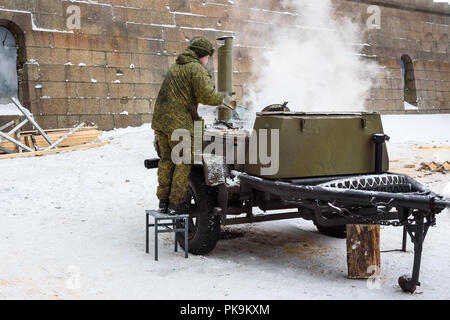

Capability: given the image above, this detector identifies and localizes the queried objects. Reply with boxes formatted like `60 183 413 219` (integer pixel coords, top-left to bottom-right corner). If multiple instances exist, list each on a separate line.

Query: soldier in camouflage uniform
151 37 224 214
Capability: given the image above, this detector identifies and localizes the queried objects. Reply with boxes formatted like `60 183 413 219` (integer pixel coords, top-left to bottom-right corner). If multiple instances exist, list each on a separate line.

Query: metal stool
145 210 189 261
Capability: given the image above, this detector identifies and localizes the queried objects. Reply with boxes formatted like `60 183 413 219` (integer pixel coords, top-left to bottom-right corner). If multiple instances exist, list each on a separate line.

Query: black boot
168 202 189 215
159 199 169 213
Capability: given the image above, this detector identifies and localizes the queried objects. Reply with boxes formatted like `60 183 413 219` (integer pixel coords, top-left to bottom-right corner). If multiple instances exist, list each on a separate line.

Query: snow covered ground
0 115 449 300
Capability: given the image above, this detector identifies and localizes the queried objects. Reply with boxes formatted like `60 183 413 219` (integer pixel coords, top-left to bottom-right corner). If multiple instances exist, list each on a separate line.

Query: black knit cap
188 37 215 58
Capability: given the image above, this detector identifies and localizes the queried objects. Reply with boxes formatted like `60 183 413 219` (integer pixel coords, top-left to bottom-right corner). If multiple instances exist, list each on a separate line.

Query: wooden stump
346 224 380 279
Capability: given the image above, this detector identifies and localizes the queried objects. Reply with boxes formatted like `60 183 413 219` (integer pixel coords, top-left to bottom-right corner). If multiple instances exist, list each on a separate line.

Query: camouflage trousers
155 131 192 205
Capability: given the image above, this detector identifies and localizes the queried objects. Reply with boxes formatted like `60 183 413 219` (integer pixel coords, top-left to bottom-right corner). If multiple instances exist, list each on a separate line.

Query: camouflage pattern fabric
189 36 215 58
155 132 192 204
151 48 224 136
152 48 223 204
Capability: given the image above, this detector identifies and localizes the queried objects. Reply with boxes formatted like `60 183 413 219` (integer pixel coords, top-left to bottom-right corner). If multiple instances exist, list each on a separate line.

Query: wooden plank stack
0 135 29 152
21 127 102 149
0 125 106 157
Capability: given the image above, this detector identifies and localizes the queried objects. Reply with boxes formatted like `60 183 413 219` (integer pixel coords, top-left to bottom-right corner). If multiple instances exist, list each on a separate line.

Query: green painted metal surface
217 36 233 121
244 112 389 179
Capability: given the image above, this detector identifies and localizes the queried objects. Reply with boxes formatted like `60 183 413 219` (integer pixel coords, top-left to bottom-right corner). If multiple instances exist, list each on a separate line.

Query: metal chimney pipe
216 36 233 121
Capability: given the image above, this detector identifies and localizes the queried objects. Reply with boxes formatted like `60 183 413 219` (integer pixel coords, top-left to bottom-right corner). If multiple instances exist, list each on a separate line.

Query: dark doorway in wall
0 26 18 106
400 55 417 107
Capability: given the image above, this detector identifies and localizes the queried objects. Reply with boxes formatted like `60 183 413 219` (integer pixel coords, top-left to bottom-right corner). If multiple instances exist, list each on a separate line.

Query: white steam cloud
235 0 382 116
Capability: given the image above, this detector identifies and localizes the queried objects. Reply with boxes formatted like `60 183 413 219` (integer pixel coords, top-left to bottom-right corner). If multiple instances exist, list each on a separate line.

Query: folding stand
145 210 189 261
0 97 84 154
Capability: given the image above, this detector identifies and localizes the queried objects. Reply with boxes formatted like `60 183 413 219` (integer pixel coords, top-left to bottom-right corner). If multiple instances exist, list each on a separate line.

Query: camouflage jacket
151 49 224 135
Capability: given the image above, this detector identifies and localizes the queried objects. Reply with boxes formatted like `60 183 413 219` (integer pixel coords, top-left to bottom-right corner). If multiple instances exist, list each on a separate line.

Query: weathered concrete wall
336 0 449 113
0 0 448 129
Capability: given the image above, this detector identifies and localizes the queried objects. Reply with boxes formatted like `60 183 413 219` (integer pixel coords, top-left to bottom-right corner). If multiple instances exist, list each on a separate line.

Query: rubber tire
176 168 221 255
313 221 347 239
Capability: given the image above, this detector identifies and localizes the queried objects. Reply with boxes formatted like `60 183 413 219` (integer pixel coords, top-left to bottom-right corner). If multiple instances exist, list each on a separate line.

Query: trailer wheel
313 221 346 239
176 168 221 255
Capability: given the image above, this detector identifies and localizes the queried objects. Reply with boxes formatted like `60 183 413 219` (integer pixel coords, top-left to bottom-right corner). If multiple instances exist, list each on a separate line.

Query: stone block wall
0 0 448 130
337 0 449 113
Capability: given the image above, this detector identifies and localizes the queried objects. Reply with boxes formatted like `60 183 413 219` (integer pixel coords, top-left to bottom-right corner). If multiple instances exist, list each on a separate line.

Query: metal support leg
0 120 14 132
11 97 54 146
0 119 28 144
401 226 407 252
399 207 408 252
0 145 14 154
174 220 178 252
145 210 189 260
146 213 149 254
184 217 189 259
398 215 430 293
0 131 34 152
14 119 22 153
154 219 158 261
44 122 85 150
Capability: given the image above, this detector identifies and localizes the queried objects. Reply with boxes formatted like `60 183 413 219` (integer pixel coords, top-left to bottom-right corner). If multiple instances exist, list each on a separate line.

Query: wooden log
346 224 380 279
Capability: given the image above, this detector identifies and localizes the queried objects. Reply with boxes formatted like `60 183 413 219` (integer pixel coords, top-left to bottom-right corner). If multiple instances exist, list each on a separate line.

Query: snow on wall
0 8 74 33
0 0 448 131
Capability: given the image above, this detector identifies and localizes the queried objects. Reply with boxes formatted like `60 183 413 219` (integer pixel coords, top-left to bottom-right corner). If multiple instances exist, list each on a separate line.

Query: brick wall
0 0 448 130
